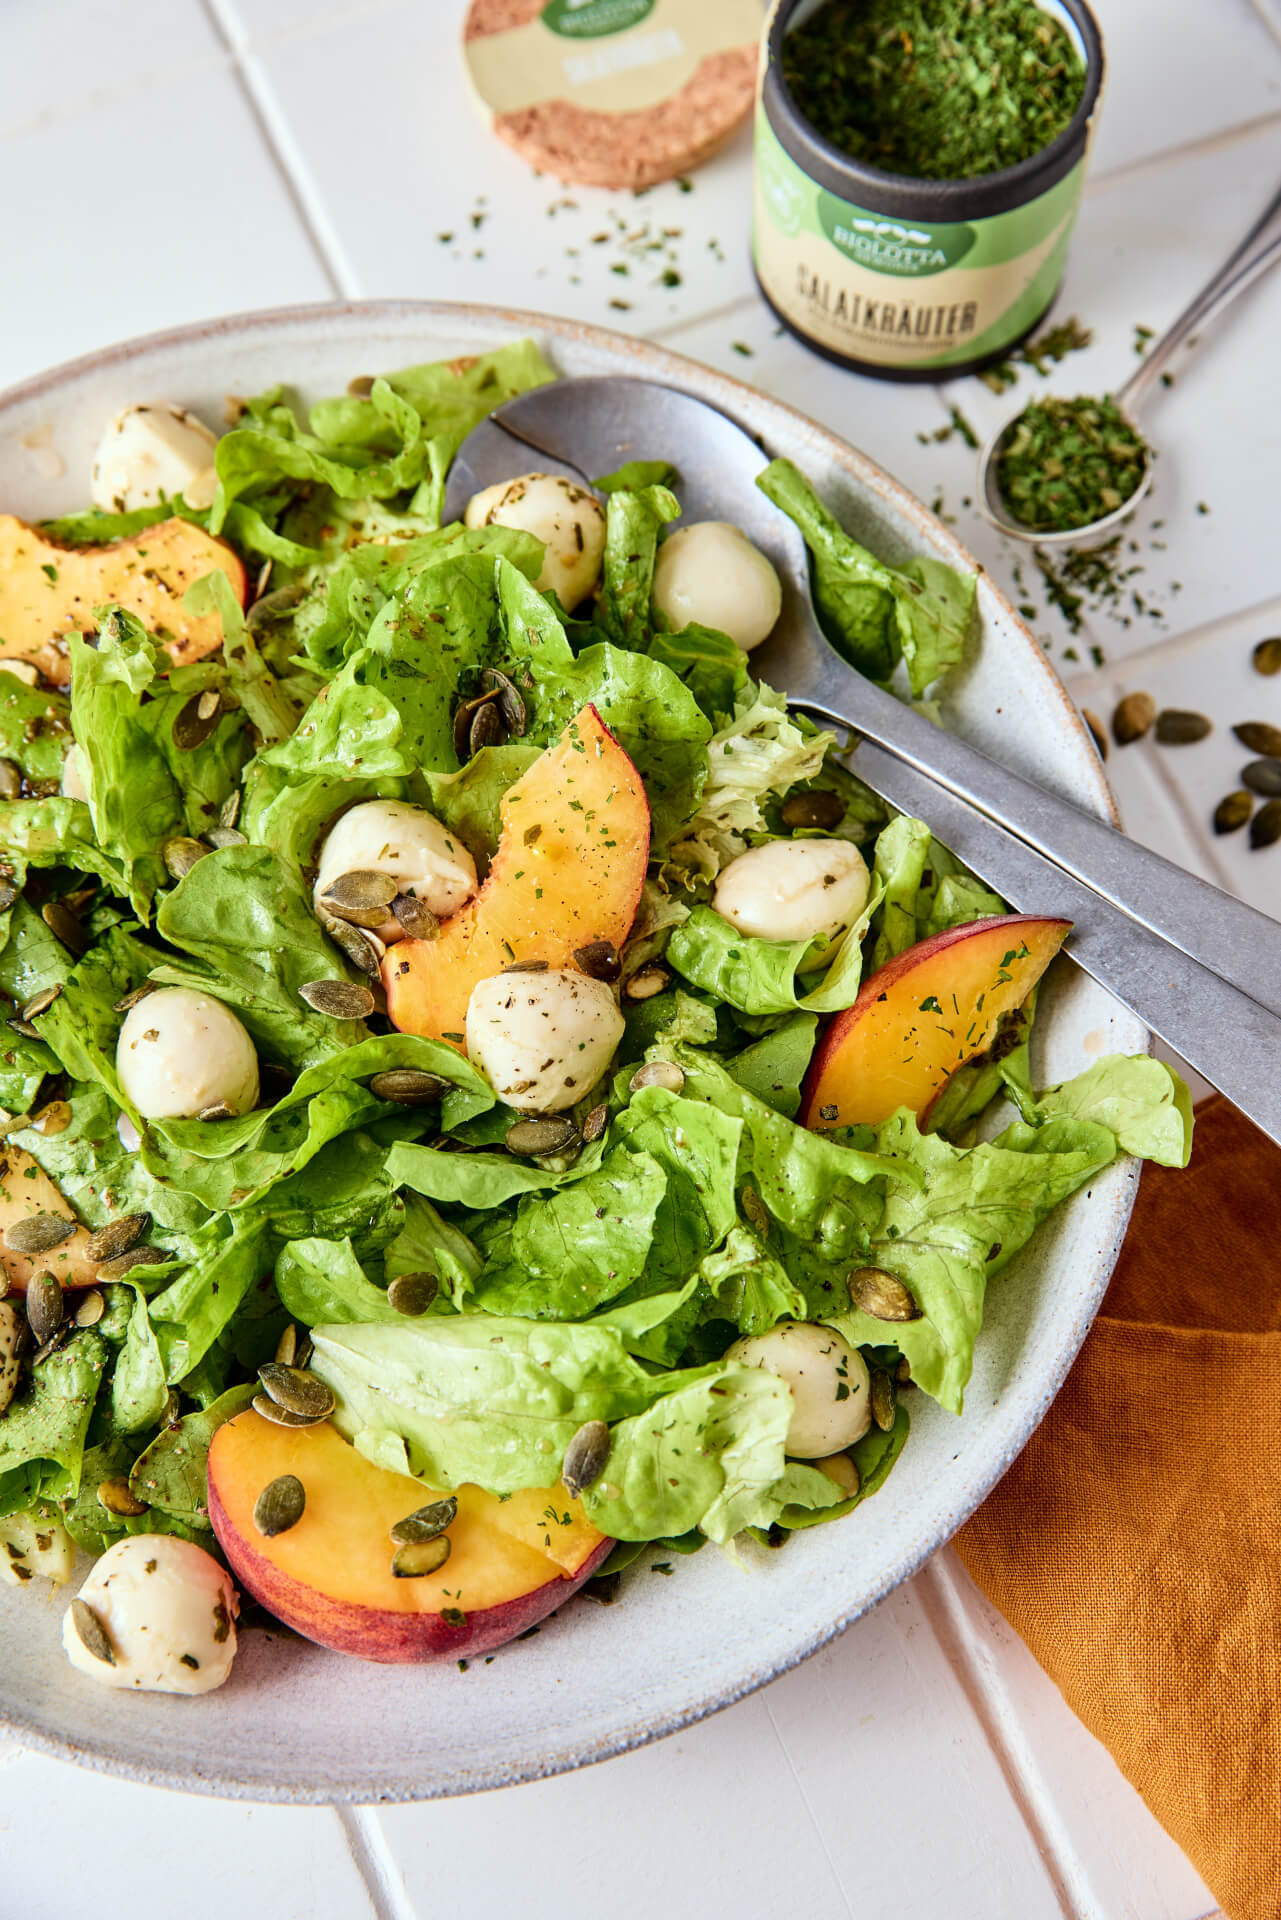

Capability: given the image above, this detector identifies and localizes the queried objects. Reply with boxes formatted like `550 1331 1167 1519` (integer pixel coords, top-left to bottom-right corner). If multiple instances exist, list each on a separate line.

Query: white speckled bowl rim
0 301 1142 1804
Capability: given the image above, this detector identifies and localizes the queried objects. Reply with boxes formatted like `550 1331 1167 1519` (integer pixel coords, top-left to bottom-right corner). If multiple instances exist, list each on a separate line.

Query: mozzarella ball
62 1536 238 1695
116 987 259 1121
466 967 624 1113
714 838 870 965
652 522 782 653
91 404 218 513
61 742 91 804
0 658 41 687
727 1321 871 1458
314 800 477 945
464 472 606 608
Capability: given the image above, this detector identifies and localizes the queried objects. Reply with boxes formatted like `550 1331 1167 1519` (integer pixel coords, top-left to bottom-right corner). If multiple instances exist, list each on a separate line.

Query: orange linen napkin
955 1096 1280 1920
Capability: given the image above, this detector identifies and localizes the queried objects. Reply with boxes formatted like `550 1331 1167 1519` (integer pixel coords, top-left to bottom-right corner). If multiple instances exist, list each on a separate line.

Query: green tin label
541 0 656 36
753 110 1086 370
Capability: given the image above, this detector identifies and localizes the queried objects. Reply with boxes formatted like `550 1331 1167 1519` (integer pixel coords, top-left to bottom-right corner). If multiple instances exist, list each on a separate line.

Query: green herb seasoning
995 395 1149 534
781 0 1086 182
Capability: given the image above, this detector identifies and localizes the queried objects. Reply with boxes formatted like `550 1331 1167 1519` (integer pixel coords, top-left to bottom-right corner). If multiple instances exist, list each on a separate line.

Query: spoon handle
1115 174 1281 413
782 639 1281 1020
851 736 1281 1147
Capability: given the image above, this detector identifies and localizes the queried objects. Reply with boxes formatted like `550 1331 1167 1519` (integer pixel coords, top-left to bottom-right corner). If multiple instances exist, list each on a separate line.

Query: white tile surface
0 0 226 139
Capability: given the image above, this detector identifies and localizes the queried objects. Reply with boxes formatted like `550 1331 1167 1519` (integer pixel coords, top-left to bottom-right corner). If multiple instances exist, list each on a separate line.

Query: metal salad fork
442 376 1281 1146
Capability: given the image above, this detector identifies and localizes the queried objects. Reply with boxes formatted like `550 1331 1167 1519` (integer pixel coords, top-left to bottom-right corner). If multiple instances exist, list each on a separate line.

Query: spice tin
753 0 1105 380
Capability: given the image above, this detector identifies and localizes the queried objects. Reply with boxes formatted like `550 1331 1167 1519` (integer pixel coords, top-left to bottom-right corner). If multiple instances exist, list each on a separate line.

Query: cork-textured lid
462 0 763 191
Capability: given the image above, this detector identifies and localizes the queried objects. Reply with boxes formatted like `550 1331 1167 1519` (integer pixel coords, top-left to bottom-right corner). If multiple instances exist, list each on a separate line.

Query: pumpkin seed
387 1271 439 1317
0 1300 23 1415
251 1390 324 1429
391 1536 451 1578
319 869 399 928
1241 758 1281 798
6 1018 39 1041
506 1116 580 1157
86 1214 150 1264
1111 691 1156 746
32 1327 70 1366
0 877 19 914
469 699 504 756
629 1060 685 1095
847 1266 921 1322
896 1356 913 1385
581 1102 608 1144
1154 708 1212 746
623 965 669 1002
500 958 549 976
481 666 527 738
389 1497 457 1546
1234 721 1281 758
26 1270 64 1346
98 1476 148 1518
869 1370 896 1432
1250 798 1281 851
95 1246 171 1281
32 1099 71 1136
741 1186 770 1237
1252 637 1281 677
562 1419 610 1499
4 1212 74 1255
203 825 247 850
369 1069 451 1105
247 581 307 632
172 690 222 751
320 915 383 978
20 984 61 1021
198 1101 235 1123
452 688 501 761
574 939 621 984
113 981 155 1014
0 759 20 801
1082 708 1108 761
253 1473 306 1538
74 1290 106 1329
299 978 376 1020
1213 791 1253 835
347 374 375 397
390 893 439 940
781 789 845 830
0 1109 32 1136
274 1322 298 1367
817 1452 860 1498
219 789 242 830
70 1597 116 1667
163 836 209 881
42 899 87 955
257 1362 335 1421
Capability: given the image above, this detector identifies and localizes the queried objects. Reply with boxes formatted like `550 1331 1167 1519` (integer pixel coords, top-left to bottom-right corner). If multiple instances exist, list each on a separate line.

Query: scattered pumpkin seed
319 868 399 928
1082 708 1108 761
1154 708 1212 746
505 1115 580 1157
623 965 669 1002
347 374 375 397
86 1214 149 1264
253 1473 306 1538
1234 721 1281 759
25 1270 64 1346
299 978 376 1020
113 981 155 1015
42 899 87 955
469 698 504 757
500 958 549 975
387 1271 439 1317
817 1452 861 1498
452 688 502 760
389 1497 457 1546
581 1102 608 1144
198 1102 235 1122
848 1267 921 1322
391 1536 451 1578
1111 691 1156 746
0 1110 32 1136
247 581 307 633
257 1362 335 1421
741 1185 770 1236
369 1068 451 1105
252 1390 324 1429
6 1018 39 1041
219 789 242 830
163 836 209 882
870 1370 896 1432
562 1419 610 1499
1251 637 1281 677
780 789 845 830
574 939 621 983
70 1597 116 1667
274 1322 298 1367
390 893 438 940
481 666 527 737
98 1476 148 1518
31 1099 71 1136
629 1060 685 1095
73 1289 106 1329
172 690 223 751
4 1212 75 1255
20 984 61 1021
320 914 383 979
95 1246 171 1281
0 877 19 914
896 1356 913 1385
0 1301 23 1415
1241 758 1281 798
1249 798 1281 851
1214 791 1254 836
0 759 20 801
203 825 247 850
32 1327 70 1366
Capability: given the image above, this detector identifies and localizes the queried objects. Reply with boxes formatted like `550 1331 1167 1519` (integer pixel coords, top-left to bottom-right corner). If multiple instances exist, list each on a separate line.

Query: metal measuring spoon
979 174 1281 548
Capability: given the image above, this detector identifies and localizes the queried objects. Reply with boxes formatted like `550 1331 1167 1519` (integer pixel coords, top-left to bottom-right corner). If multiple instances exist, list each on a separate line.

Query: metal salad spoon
443 374 1281 1145
979 173 1281 548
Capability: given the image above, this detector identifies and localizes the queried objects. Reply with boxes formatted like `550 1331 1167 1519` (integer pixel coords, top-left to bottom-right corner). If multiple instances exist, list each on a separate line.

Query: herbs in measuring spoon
781 0 1086 182
995 396 1149 535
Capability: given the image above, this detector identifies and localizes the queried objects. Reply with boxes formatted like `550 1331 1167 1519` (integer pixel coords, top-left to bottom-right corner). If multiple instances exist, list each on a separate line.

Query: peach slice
800 914 1070 1131
0 1143 97 1293
207 1411 612 1664
0 514 247 683
384 703 649 1051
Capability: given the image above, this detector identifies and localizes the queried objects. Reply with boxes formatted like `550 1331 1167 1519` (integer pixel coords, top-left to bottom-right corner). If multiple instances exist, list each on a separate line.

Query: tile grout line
1063 591 1281 697
335 1804 420 1920
758 1694 859 1920
199 0 355 299
1248 0 1281 52
1083 105 1281 198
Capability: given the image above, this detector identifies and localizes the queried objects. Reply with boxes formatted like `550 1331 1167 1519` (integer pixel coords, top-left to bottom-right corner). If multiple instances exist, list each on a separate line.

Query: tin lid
461 0 763 191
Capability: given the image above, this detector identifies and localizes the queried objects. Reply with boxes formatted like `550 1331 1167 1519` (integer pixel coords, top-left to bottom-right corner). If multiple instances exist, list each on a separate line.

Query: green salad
0 340 1190 1685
